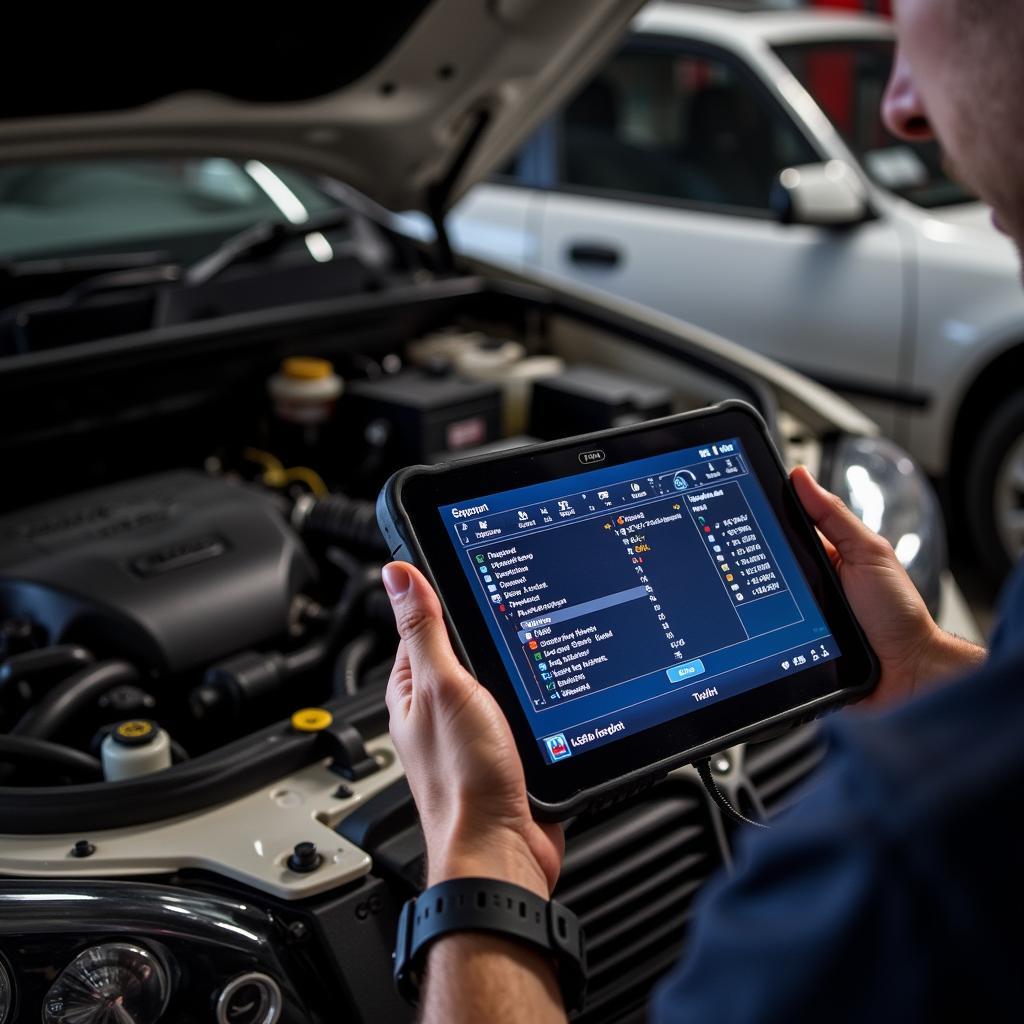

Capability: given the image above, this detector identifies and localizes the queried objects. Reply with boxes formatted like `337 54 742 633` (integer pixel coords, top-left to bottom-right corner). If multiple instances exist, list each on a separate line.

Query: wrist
914 625 986 690
426 829 551 899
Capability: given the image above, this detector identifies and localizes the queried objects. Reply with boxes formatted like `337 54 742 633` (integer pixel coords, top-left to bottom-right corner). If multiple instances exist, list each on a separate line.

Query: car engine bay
0 243 856 1022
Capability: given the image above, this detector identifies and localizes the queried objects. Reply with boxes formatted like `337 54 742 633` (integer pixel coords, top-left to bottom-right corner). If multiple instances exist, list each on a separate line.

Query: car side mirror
771 161 869 228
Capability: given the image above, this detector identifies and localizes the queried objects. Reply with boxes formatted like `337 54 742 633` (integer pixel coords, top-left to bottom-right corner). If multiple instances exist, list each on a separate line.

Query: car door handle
567 242 622 268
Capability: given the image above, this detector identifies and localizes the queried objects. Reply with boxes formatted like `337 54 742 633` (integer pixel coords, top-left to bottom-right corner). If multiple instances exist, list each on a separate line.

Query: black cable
10 660 140 741
695 757 770 831
0 735 102 781
333 632 377 696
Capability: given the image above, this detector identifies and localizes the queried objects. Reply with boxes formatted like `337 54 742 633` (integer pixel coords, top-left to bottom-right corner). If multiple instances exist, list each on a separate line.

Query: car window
774 40 974 209
557 46 818 213
0 158 339 262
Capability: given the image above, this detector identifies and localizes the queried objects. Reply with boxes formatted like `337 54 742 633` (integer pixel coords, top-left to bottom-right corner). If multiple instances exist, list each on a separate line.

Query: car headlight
828 435 947 614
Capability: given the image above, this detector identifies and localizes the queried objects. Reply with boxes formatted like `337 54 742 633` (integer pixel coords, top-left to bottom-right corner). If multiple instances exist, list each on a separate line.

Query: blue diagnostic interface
439 438 840 765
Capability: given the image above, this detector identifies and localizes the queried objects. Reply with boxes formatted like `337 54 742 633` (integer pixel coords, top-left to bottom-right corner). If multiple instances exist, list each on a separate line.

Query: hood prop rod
426 107 492 272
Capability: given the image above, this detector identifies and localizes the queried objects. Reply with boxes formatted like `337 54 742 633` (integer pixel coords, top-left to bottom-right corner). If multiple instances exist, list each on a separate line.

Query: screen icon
781 660 791 670
598 490 610 500
517 510 528 521
475 555 485 564
491 594 502 603
538 662 548 671
540 507 550 516
528 640 539 650
524 631 533 640
478 520 488 529
541 672 553 682
544 734 571 761
558 500 571 512
484 574 493 583
487 584 497 593
534 652 543 661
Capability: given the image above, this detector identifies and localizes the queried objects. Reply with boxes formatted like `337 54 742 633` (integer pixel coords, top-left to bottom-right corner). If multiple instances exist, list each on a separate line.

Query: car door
535 39 906 394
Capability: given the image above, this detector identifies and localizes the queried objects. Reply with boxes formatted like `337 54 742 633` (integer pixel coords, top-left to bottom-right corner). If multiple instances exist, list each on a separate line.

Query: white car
453 2 1024 581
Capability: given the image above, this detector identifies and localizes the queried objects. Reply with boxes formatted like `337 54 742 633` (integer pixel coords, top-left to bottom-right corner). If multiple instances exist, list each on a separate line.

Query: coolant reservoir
456 344 562 435
101 720 172 781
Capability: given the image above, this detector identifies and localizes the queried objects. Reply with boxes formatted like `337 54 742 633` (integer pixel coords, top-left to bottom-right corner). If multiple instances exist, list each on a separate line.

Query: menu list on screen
440 439 840 765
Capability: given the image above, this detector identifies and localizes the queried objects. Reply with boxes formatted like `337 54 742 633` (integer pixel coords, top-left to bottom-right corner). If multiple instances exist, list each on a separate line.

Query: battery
345 368 503 466
529 365 673 439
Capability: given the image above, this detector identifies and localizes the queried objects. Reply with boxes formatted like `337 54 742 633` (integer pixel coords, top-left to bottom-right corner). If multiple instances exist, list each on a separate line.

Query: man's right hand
791 467 985 707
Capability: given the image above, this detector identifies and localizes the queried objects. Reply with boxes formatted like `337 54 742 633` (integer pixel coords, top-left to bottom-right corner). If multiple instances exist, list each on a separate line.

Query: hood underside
0 1 644 215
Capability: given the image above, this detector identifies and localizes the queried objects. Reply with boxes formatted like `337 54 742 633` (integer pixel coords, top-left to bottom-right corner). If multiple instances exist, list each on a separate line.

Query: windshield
0 158 339 262
775 40 975 209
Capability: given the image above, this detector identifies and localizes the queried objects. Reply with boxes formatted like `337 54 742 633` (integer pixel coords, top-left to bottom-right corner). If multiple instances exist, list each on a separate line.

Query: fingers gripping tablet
378 401 877 819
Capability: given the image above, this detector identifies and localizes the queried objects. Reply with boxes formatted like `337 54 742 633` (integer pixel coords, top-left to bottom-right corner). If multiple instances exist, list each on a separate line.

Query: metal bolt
70 840 95 858
287 841 322 874
286 921 309 943
713 755 732 775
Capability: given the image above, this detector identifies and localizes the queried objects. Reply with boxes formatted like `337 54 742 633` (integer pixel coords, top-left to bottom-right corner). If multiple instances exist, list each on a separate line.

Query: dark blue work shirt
652 564 1024 1022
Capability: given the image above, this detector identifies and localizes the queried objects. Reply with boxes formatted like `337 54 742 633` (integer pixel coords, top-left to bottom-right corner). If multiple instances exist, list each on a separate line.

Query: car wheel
966 392 1024 583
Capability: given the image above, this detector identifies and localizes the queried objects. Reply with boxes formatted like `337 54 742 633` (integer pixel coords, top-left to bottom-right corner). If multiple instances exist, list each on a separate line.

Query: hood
0 1 643 217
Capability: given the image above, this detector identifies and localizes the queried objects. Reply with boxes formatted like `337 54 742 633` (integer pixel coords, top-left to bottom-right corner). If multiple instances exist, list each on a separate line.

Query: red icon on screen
704 526 711 533
528 640 539 650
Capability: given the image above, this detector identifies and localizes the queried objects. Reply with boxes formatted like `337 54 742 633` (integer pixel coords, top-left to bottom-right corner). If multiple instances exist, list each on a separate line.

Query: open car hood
0 1 643 216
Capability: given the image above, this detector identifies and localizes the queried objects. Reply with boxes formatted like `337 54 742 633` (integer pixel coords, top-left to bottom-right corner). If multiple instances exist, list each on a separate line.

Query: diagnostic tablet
378 401 877 818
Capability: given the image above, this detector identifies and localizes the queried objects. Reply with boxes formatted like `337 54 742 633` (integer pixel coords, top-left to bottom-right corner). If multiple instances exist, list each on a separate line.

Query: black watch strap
393 877 587 1012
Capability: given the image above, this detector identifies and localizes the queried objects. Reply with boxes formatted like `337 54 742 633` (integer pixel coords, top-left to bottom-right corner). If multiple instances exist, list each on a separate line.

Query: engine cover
0 471 315 673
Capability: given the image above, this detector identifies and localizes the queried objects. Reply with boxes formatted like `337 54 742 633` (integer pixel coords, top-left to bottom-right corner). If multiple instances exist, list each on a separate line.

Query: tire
964 392 1024 585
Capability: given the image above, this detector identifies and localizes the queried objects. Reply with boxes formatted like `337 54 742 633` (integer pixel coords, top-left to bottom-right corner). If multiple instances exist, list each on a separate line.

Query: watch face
392 403 876 813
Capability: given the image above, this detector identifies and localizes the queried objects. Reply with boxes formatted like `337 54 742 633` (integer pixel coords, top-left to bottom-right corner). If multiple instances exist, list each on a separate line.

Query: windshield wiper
0 251 174 308
185 207 352 287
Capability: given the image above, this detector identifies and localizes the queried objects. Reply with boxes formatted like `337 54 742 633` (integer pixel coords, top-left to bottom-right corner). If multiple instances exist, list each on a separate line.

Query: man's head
883 0 1024 256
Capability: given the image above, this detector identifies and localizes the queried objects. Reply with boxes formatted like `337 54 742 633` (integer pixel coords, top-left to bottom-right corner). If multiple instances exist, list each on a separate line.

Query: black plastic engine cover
0 471 315 673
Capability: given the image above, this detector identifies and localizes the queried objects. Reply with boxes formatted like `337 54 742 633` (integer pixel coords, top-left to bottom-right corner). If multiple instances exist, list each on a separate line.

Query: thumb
791 466 883 562
381 562 464 685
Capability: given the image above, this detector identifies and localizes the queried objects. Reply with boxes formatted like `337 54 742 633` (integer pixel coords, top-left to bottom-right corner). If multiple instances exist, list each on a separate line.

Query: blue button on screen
666 659 706 684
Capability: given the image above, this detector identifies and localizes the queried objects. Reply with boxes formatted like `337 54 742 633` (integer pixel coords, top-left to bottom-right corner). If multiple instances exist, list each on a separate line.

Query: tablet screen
438 437 841 766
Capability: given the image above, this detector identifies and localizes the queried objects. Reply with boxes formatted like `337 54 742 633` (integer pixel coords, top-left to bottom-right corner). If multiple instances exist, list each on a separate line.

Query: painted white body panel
452 3 1024 478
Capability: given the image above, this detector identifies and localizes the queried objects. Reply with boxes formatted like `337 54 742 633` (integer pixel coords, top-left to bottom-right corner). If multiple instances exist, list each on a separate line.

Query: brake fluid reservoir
267 357 343 425
101 720 172 781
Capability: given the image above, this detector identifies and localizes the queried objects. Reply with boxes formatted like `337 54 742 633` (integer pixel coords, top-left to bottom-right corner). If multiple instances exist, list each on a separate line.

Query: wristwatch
393 877 587 1012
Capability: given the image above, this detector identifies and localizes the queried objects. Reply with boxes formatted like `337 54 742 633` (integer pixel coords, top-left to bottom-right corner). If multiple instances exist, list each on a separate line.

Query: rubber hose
0 645 94 694
11 660 140 741
0 735 102 781
303 495 389 555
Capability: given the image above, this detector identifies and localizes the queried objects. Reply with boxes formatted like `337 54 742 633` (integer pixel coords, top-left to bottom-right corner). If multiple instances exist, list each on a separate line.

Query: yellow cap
291 707 334 732
113 719 156 746
282 357 333 381
117 719 153 738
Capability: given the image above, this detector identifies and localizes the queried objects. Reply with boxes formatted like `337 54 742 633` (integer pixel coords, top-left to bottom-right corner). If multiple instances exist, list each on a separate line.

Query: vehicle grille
556 780 723 1023
744 722 828 818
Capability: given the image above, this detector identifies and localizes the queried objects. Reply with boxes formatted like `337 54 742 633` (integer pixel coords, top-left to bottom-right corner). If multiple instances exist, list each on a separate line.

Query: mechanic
380 1 1024 1020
